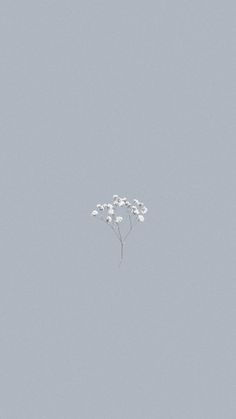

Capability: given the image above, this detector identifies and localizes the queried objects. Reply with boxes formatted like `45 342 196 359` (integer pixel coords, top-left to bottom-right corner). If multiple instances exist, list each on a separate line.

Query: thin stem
119 241 124 268
110 224 120 241
117 224 124 267
128 213 132 229
117 223 123 243
124 214 133 242
99 217 124 267
99 217 120 241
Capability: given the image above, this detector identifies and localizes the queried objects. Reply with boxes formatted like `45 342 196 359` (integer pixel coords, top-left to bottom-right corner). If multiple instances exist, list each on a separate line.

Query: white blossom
131 206 139 214
91 195 148 265
115 216 123 223
141 206 148 214
118 200 125 207
125 201 131 207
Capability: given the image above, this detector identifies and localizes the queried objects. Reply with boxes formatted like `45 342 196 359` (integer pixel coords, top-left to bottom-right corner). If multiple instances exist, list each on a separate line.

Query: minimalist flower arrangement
91 195 148 266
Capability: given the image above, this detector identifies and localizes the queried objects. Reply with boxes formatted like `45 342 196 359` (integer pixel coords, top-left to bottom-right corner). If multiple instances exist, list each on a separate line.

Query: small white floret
91 210 98 216
115 216 123 223
118 201 125 207
131 206 139 214
106 216 112 223
141 207 148 214
138 214 145 222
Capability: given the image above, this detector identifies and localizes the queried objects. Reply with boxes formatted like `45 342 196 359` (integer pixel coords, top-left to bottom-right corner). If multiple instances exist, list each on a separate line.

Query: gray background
0 1 235 418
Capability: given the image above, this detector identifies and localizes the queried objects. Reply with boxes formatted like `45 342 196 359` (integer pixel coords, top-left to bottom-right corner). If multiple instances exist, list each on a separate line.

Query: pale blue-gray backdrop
0 1 235 418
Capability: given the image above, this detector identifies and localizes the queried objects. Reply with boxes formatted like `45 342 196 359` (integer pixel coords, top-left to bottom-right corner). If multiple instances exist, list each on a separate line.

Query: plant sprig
91 195 148 266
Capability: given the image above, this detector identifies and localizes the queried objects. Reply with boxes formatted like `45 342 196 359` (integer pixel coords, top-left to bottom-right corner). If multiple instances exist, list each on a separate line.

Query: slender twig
124 214 133 242
124 213 139 241
92 196 147 267
117 224 124 267
117 223 122 242
118 243 124 268
100 216 124 266
128 213 132 229
110 224 120 241
99 217 120 241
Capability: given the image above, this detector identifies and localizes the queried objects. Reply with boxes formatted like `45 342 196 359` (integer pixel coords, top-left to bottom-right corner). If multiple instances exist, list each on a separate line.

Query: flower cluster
91 195 148 224
91 195 148 265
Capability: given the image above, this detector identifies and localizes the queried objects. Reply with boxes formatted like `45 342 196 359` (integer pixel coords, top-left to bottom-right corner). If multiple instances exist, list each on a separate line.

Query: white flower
115 216 123 223
141 206 148 214
118 201 125 207
91 195 148 264
131 206 139 214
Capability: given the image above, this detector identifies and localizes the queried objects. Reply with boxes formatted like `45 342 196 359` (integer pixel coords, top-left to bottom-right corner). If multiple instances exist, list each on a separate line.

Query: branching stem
124 214 133 242
99 212 139 267
117 224 124 267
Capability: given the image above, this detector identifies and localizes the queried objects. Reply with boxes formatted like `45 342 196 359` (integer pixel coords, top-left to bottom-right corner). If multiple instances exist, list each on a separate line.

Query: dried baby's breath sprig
90 194 148 266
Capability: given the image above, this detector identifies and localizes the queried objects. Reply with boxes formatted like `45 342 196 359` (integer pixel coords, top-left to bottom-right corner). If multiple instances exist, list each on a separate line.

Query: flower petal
115 216 123 223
